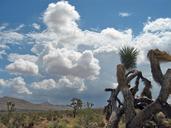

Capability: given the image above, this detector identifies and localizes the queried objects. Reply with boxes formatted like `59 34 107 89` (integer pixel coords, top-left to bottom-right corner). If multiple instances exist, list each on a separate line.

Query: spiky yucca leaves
119 46 139 70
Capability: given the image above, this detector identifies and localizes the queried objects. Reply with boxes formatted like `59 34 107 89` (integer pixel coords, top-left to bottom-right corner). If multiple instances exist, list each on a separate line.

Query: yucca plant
70 98 83 118
119 46 139 70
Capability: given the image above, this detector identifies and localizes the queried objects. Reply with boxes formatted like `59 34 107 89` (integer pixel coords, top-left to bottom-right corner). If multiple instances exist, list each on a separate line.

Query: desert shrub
48 121 59 128
0 109 105 128
64 110 73 118
57 121 67 128
73 124 82 128
48 120 67 128
78 108 104 128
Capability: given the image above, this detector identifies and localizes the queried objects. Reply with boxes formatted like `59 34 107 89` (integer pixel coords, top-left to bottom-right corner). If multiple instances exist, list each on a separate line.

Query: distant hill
0 96 70 111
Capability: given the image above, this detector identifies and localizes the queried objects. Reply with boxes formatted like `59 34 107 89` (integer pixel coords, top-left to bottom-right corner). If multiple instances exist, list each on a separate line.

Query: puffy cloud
42 46 100 80
31 79 56 90
28 31 60 54
43 1 80 34
6 59 39 75
31 76 85 91
58 76 85 91
119 12 131 17
71 51 100 79
8 77 32 94
28 1 133 51
0 77 32 95
143 18 171 32
134 18 171 63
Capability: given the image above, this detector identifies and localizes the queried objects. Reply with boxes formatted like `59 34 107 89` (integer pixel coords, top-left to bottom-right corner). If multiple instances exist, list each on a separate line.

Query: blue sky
0 0 171 106
1 0 171 33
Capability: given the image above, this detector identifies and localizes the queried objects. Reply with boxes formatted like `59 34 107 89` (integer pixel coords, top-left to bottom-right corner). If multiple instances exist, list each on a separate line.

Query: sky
0 0 171 107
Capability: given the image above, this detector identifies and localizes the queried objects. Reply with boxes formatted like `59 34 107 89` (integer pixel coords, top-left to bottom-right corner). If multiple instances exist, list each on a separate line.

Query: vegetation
0 109 105 128
86 102 94 108
6 101 15 120
104 48 171 128
70 98 83 118
119 46 139 70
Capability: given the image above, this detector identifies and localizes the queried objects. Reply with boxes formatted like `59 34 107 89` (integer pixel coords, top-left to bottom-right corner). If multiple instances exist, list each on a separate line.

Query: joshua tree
7 101 15 113
106 48 171 128
86 102 94 108
70 98 82 118
6 101 15 120
104 46 140 126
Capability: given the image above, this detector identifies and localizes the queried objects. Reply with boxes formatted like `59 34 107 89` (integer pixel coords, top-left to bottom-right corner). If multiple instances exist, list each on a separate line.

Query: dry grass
1 109 170 128
0 109 106 128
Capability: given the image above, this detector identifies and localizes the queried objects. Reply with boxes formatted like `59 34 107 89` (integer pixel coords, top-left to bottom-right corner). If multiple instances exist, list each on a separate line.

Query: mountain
0 96 70 111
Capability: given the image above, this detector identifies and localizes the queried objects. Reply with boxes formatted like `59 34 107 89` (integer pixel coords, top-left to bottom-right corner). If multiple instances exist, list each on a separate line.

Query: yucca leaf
119 46 139 70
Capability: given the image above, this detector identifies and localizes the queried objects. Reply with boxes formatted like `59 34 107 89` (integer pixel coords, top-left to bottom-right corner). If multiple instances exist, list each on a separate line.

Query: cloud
133 18 171 63
58 76 86 91
22 4 171 106
0 31 24 44
9 77 32 94
31 76 86 91
0 50 6 59
6 59 39 75
15 24 25 31
0 24 27 55
8 53 38 63
0 1 171 106
27 1 133 52
0 24 8 31
28 1 133 52
43 1 80 34
143 18 171 32
0 77 32 95
0 44 9 49
31 79 56 90
0 79 6 87
32 23 40 30
41 46 100 80
119 12 131 17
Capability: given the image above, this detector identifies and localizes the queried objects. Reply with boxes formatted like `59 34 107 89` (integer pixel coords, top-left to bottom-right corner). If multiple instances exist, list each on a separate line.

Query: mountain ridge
0 96 70 111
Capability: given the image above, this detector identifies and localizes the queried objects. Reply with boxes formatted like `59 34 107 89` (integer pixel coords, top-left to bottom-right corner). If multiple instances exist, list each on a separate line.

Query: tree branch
147 49 164 85
128 51 171 128
117 64 136 125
